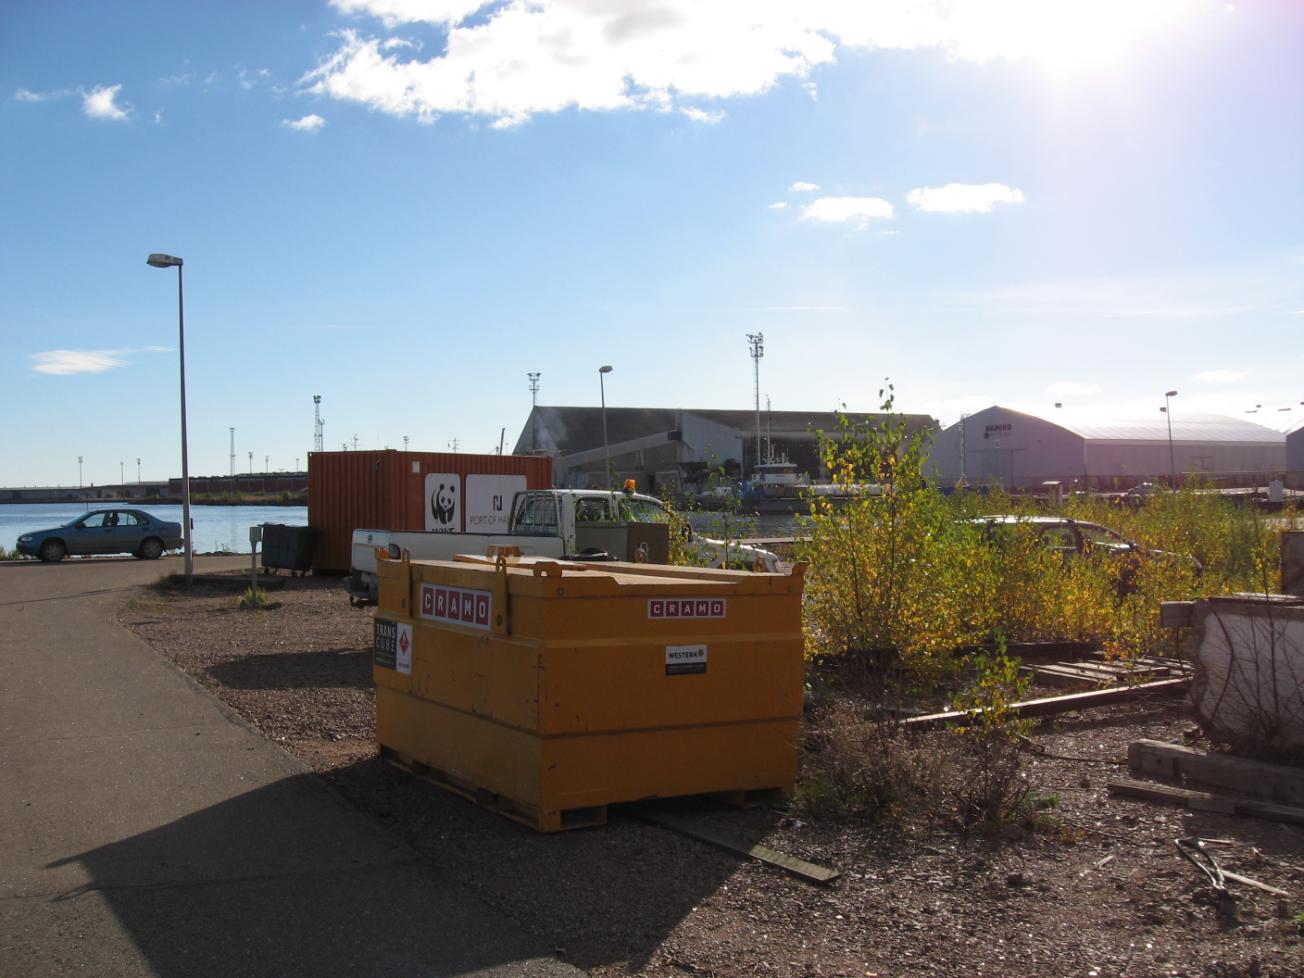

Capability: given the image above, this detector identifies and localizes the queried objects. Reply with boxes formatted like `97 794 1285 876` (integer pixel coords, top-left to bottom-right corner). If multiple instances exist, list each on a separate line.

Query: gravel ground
122 575 1304 978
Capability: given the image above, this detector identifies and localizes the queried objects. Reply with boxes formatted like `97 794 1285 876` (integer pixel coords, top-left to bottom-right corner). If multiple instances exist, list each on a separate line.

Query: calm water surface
0 502 307 555
2 501 803 556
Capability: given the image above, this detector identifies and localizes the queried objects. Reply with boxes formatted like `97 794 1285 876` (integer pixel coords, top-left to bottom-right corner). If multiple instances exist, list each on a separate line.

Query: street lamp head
1165 390 1178 398
599 365 613 374
146 253 184 268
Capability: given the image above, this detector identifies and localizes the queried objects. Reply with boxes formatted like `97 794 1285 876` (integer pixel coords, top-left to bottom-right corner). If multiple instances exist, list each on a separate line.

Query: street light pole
599 365 613 490
1164 390 1178 488
147 253 192 584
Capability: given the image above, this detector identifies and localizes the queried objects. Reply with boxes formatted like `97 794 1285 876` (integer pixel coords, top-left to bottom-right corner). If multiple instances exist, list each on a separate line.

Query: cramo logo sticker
648 598 726 619
420 583 492 630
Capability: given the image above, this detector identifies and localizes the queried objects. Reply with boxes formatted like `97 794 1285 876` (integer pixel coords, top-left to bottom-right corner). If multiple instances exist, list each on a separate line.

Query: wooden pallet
379 745 789 834
379 745 607 833
1027 652 1191 689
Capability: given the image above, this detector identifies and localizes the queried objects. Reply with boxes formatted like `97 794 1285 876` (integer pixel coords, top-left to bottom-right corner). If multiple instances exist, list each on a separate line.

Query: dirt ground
122 575 1304 978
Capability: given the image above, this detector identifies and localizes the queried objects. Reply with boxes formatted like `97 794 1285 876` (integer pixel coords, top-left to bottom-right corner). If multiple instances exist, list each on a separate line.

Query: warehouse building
1289 421 1304 486
514 406 937 492
925 405 1286 490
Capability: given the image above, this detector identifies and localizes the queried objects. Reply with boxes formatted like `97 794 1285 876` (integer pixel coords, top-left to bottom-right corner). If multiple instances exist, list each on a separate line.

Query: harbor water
1 502 804 558
0 502 308 556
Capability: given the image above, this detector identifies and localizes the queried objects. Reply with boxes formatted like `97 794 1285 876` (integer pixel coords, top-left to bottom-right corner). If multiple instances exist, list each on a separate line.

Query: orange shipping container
308 450 553 572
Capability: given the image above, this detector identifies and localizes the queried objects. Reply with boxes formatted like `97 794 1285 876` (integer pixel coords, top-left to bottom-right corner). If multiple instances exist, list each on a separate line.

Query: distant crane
229 428 236 477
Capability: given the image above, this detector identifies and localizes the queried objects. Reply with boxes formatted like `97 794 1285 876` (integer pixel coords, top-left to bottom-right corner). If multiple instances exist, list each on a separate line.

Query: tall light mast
312 395 323 454
528 371 541 450
747 333 764 476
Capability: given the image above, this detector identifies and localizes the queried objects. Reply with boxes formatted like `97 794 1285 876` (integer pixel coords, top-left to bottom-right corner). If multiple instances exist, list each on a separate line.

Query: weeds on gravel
794 702 944 823
947 650 1034 825
239 586 269 610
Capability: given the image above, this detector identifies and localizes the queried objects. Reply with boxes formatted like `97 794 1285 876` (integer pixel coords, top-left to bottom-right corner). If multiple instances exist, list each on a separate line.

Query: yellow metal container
372 553 805 831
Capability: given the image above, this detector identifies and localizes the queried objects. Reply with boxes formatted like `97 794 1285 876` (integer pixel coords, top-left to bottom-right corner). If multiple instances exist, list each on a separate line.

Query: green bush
801 388 1283 668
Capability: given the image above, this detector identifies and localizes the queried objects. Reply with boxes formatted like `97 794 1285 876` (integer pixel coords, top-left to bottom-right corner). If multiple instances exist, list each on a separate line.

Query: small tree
801 383 994 675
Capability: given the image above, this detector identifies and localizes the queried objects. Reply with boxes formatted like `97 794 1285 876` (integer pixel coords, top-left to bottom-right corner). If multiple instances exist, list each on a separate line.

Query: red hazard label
398 631 409 654
648 597 726 620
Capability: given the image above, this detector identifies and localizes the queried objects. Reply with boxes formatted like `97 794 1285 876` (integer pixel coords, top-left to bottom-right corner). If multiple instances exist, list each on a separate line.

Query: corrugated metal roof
1038 412 1284 444
518 406 936 454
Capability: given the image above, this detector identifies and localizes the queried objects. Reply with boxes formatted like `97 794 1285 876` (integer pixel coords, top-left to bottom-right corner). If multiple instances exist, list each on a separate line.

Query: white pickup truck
347 488 779 605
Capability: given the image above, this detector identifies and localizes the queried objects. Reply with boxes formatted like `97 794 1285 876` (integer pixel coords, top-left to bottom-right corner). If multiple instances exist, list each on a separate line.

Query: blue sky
3 0 1302 488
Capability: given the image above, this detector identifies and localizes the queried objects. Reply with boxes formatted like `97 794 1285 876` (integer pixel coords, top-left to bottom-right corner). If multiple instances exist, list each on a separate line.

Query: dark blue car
17 508 184 562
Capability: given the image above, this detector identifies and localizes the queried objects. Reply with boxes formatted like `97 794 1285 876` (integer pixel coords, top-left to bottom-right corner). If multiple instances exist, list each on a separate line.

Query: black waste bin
261 523 316 573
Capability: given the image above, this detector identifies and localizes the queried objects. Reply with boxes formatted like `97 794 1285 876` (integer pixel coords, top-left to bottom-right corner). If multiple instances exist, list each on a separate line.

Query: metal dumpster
261 523 316 573
371 552 805 831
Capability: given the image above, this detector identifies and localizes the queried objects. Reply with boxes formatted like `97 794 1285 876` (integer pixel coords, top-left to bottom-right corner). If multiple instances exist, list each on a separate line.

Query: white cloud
331 0 488 28
799 196 894 228
953 271 1296 321
29 347 169 375
306 2 1196 126
767 201 789 211
31 350 127 375
282 113 327 131
239 67 272 90
14 86 76 103
1045 381 1101 397
907 182 1025 214
82 84 130 121
1192 369 1247 383
680 105 724 124
790 181 820 192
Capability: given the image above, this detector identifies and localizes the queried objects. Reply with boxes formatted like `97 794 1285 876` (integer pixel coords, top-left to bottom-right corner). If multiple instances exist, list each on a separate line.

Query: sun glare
950 0 1197 73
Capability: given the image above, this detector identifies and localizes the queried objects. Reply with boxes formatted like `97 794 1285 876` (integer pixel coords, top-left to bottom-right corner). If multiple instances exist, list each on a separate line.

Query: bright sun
946 0 1198 73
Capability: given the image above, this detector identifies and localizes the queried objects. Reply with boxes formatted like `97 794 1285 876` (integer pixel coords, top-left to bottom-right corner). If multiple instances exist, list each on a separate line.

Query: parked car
1118 482 1170 507
964 515 1201 592
17 509 183 562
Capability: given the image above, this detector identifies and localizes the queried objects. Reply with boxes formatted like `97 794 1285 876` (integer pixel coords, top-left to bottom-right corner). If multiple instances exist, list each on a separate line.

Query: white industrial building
1289 420 1304 485
926 405 1286 490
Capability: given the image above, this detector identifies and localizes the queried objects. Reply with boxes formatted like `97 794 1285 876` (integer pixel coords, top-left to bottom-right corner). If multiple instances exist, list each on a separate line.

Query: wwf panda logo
431 482 457 527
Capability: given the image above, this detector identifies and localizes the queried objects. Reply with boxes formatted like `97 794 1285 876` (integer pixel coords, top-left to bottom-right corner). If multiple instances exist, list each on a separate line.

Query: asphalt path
0 555 581 978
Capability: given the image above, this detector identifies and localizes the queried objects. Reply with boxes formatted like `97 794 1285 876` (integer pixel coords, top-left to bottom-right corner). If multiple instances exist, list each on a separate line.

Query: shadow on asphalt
320 753 761 973
207 648 372 690
45 773 567 978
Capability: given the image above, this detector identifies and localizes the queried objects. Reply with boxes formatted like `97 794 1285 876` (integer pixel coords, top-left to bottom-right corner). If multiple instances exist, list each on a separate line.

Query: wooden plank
1108 778 1304 827
1128 740 1304 808
1030 664 1112 688
642 811 840 885
1088 651 1190 674
1223 871 1290 898
904 677 1189 730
